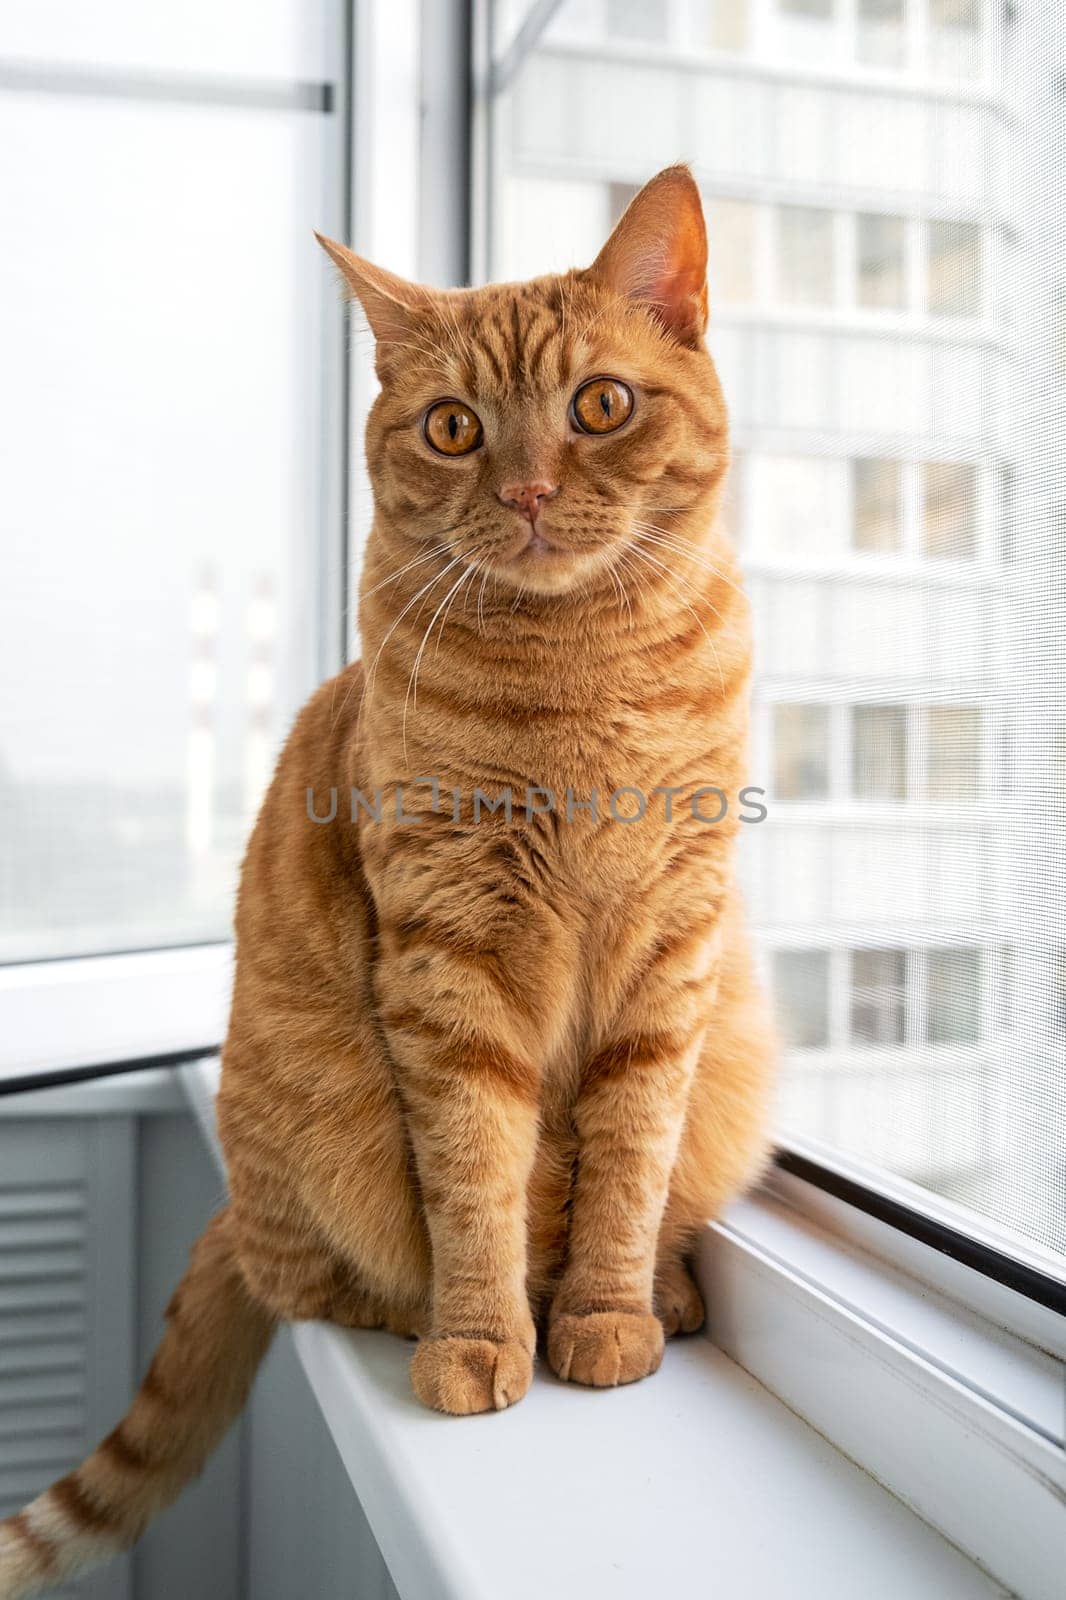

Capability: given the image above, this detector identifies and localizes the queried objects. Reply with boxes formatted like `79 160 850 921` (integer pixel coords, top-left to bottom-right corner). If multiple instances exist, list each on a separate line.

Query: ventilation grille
0 1181 89 1522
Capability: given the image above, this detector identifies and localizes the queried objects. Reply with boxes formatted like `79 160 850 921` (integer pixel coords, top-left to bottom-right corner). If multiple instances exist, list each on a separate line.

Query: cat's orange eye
571 378 634 436
423 400 483 457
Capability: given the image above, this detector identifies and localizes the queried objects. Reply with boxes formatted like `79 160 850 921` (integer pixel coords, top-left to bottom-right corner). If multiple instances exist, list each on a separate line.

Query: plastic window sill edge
178 1055 1060 1600
700 1182 1065 1600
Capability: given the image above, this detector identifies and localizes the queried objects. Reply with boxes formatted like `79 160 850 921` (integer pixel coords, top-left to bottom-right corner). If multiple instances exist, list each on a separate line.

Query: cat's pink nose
497 481 560 525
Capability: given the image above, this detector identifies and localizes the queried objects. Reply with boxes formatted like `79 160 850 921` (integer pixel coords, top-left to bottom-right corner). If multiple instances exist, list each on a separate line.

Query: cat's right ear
586 165 709 348
314 234 424 353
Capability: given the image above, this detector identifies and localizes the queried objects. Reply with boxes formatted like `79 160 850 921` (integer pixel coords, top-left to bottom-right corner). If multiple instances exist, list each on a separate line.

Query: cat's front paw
411 1335 533 1415
547 1310 664 1388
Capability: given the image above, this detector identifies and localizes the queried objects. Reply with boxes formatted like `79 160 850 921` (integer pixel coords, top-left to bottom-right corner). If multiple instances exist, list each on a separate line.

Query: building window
852 458 902 552
706 197 758 304
924 707 982 800
774 950 831 1047
851 948 907 1045
929 0 982 80
928 220 982 318
758 454 838 557
774 704 831 799
852 705 908 800
857 0 906 68
777 206 835 307
606 0 668 41
926 948 982 1043
707 0 751 52
857 213 906 309
922 461 978 559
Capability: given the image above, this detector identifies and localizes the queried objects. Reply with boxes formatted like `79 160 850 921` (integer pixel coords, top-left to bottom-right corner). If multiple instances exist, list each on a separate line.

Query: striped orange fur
0 166 775 1595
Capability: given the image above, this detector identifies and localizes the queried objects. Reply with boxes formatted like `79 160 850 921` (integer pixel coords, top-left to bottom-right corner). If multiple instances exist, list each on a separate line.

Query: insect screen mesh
490 0 1065 1260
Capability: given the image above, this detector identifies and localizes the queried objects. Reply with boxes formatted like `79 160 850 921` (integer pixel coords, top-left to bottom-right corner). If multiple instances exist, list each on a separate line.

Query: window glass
0 0 329 80
929 0 982 80
776 0 837 62
928 220 982 317
707 0 751 52
927 949 982 1043
606 0 667 42
778 206 835 306
852 706 908 800
857 214 906 309
852 458 902 552
504 177 610 278
851 949 907 1045
925 708 982 800
775 705 831 800
0 56 334 960
774 951 831 1047
922 461 978 559
857 0 905 68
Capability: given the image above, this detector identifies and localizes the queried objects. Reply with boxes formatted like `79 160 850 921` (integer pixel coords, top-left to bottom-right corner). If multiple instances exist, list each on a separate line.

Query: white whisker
357 550 472 727
627 544 727 697
402 562 481 761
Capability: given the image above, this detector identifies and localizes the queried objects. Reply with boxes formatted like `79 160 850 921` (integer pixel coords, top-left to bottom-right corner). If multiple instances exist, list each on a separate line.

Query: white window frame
704 1155 1066 1600
0 0 424 1088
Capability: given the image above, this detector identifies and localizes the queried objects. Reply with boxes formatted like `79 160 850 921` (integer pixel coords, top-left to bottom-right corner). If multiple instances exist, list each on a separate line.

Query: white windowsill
290 1309 1004 1600
0 945 232 1085
179 1055 1043 1600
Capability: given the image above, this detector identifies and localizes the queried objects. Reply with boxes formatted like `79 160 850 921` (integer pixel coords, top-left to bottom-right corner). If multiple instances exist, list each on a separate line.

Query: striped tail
0 1208 274 1600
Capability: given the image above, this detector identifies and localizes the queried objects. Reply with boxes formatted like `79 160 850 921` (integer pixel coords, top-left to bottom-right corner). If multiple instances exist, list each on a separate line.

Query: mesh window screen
488 0 1065 1261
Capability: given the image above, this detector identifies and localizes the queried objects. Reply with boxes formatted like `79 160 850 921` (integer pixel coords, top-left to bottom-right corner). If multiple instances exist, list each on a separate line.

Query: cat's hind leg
229 1181 424 1336
654 1258 705 1337
654 937 776 1337
220 1018 432 1334
327 1266 427 1339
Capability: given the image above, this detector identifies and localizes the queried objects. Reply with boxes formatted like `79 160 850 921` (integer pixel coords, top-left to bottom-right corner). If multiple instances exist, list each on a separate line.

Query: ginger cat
0 165 774 1597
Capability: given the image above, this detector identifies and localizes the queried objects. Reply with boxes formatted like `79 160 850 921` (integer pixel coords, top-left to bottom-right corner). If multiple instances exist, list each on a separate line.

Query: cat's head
318 165 728 599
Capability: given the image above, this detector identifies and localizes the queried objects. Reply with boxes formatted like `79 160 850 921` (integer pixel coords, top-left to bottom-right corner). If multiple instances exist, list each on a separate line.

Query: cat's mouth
508 528 557 560
490 522 604 597
499 523 568 565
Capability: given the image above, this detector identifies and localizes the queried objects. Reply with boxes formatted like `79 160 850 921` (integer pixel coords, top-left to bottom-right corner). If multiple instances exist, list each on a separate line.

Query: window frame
0 0 426 1080
0 5 353 976
704 1164 1066 1600
771 1139 1066 1319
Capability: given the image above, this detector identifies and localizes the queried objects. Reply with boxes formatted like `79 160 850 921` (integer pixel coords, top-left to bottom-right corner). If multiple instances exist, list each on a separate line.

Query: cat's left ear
314 233 425 353
586 165 709 348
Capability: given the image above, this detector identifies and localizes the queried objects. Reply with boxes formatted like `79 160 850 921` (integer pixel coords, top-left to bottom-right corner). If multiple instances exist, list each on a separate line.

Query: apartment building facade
487 0 1063 1249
